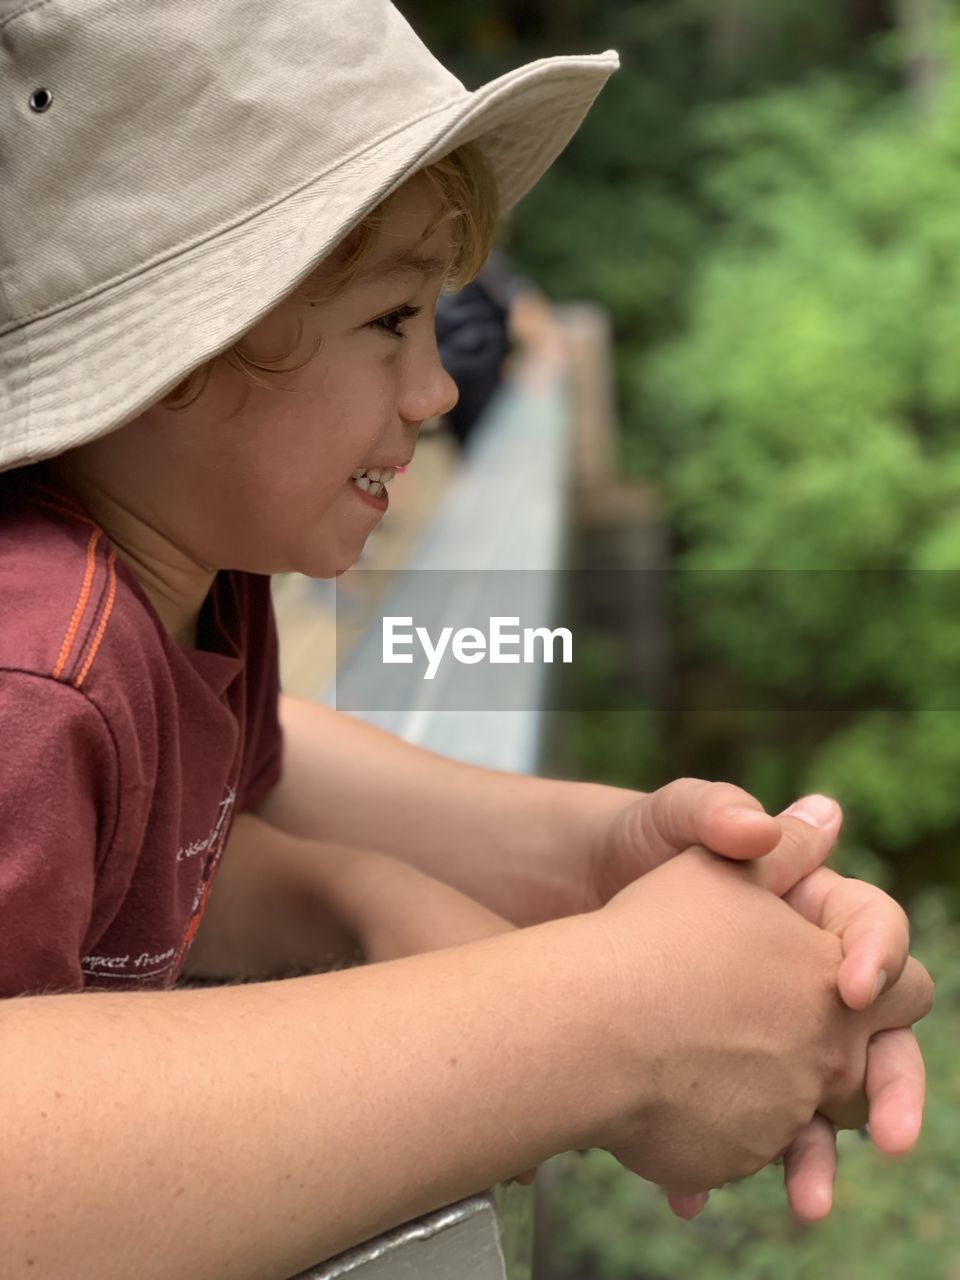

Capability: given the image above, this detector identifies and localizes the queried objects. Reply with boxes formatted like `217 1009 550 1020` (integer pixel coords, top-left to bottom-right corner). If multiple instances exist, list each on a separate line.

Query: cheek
305 400 393 469
315 347 399 419
254 357 396 499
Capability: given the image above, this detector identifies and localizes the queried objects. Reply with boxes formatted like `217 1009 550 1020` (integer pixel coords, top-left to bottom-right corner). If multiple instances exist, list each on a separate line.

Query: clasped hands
588 780 932 1220
322 779 934 1220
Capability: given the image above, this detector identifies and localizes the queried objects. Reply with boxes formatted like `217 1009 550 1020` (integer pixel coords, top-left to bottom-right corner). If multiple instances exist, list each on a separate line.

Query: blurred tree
852 0 899 40
400 2 960 906
642 17 960 908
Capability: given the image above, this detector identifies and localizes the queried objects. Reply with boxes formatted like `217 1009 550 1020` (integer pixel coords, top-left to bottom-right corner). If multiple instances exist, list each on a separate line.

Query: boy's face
55 172 460 583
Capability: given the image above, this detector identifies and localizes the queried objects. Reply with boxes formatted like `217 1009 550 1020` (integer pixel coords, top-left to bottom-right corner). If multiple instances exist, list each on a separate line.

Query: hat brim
1 51 618 472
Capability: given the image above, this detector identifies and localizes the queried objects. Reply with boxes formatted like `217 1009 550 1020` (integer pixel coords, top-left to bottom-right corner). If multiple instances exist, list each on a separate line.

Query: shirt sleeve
0 671 118 997
236 576 284 814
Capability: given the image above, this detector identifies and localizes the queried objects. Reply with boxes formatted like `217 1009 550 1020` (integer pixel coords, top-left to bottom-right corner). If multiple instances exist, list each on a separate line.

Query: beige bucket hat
0 0 618 474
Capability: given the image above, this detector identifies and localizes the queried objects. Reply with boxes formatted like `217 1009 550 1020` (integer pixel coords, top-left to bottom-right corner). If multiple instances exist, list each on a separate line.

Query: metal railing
294 1190 532 1280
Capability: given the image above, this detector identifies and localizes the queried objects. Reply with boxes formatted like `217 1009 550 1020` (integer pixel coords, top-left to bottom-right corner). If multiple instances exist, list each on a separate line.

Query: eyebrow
358 251 452 285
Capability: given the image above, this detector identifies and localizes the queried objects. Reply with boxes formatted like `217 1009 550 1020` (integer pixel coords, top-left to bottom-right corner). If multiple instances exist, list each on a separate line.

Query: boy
0 0 932 1275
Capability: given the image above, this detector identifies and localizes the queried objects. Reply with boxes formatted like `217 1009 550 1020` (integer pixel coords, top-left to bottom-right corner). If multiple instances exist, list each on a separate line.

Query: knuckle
903 954 934 996
615 798 649 856
657 777 698 823
704 779 754 812
876 893 910 934
913 964 935 1017
657 778 689 805
846 876 875 901
820 1038 852 1091
816 1032 867 1117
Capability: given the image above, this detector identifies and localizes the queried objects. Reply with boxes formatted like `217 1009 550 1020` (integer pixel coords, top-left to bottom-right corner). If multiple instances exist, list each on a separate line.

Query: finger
866 955 935 1038
784 867 911 1011
666 1190 710 1219
835 904 910 1013
865 1028 927 1155
741 798 843 898
644 779 782 862
782 1114 838 1221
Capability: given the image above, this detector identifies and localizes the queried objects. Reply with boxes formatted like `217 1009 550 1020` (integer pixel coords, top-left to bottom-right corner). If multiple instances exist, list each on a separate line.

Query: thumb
743 795 843 898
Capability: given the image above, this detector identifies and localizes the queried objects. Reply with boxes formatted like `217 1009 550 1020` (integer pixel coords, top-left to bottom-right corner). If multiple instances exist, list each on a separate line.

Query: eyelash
369 303 422 340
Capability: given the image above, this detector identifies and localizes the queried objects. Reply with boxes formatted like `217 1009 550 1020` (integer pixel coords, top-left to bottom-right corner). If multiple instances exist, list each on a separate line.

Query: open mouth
350 466 393 510
350 466 396 499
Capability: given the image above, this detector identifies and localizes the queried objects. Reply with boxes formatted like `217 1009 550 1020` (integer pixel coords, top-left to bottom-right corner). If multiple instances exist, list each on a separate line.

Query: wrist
570 904 661 1149
493 909 640 1156
543 781 641 916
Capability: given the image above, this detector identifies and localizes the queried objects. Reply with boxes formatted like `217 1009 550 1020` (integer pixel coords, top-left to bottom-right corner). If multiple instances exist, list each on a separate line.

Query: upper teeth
351 467 396 494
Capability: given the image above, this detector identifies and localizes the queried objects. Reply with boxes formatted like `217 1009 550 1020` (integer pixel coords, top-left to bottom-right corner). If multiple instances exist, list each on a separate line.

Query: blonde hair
161 142 501 410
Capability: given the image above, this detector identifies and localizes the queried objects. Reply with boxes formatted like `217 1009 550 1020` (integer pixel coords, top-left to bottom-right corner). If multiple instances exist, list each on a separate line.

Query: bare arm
0 837 931 1278
255 694 634 926
0 917 616 1280
182 812 519 983
181 812 367 982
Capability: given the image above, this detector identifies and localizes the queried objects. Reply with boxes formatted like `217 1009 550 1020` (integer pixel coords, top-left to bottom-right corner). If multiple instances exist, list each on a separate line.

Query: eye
369 303 422 340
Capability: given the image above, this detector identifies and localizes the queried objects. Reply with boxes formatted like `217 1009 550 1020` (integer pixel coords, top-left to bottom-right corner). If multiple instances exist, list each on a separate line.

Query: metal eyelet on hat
28 87 53 113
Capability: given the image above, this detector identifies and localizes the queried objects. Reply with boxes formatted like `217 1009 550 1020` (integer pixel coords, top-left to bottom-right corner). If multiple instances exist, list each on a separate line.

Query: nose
434 363 460 420
399 344 460 426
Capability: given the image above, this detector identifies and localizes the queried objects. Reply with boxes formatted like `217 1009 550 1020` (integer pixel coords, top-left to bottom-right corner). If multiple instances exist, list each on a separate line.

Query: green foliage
632 27 960 890
544 891 960 1280
548 626 662 788
399 4 960 898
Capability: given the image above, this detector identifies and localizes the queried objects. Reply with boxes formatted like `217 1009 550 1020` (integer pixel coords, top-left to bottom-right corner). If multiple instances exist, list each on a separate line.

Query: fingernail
871 969 889 1004
783 794 837 828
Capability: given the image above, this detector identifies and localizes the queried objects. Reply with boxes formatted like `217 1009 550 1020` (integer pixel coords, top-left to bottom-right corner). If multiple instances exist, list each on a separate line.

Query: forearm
256 695 636 925
0 918 620 1280
182 813 369 982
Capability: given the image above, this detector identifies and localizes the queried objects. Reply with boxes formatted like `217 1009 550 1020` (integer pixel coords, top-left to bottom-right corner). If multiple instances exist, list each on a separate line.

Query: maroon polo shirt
0 466 284 996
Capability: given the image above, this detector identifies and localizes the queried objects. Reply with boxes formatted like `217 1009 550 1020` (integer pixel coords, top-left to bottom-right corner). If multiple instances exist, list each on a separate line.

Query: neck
40 458 215 651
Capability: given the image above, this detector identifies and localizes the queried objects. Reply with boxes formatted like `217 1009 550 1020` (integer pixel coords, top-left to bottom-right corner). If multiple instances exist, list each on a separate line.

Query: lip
359 457 413 470
349 477 389 512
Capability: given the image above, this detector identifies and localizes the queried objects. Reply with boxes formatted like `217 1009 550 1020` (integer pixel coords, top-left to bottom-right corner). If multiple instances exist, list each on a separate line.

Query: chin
289 536 364 580
298 559 353 580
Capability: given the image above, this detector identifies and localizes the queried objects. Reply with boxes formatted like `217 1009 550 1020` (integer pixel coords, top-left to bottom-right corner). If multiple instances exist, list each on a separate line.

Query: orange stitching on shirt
75 549 117 688
52 527 102 679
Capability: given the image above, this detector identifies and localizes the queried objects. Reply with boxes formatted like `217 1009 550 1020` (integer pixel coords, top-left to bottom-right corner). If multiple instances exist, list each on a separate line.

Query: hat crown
0 0 465 332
